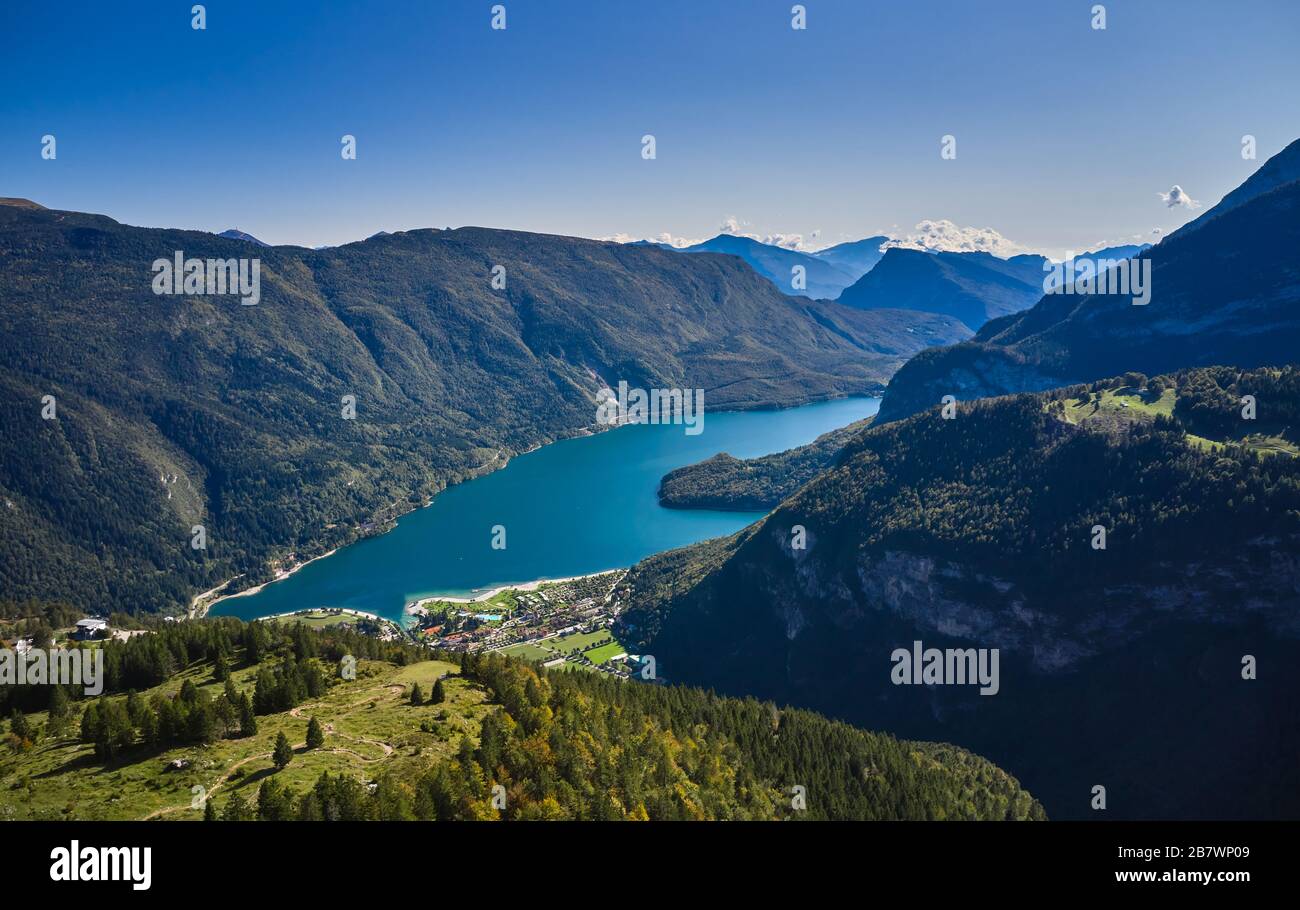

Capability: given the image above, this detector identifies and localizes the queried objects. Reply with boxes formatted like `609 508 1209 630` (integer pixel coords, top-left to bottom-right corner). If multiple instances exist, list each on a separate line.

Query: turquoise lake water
211 396 879 624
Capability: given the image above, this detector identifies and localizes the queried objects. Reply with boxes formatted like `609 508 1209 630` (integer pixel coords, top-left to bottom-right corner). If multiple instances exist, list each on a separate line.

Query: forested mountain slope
658 417 872 510
0 202 968 613
0 615 1043 821
617 366 1300 819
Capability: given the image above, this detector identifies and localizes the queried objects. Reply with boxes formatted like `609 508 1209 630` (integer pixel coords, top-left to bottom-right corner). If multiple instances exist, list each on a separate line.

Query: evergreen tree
305 716 325 750
203 798 217 821
372 774 415 821
410 683 423 706
214 695 237 738
46 687 70 736
79 701 101 746
273 730 294 770
138 705 159 746
9 708 29 741
252 666 276 715
431 677 446 705
238 692 257 737
297 792 324 821
245 623 268 666
221 793 254 822
81 699 134 760
257 779 293 820
125 691 148 727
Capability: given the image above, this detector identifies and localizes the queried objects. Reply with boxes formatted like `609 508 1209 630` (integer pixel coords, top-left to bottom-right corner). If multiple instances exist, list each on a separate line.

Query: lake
211 396 879 624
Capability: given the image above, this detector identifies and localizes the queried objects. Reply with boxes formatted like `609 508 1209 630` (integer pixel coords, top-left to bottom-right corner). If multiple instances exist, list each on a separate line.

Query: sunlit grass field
0 657 483 821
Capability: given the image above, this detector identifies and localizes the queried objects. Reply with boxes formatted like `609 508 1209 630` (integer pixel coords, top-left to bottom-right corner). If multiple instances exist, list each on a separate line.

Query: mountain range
677 233 874 300
6 131 1298 824
837 248 1048 330
669 230 1148 333
0 201 968 613
876 139 1300 422
810 236 892 277
612 143 1300 820
837 244 1150 331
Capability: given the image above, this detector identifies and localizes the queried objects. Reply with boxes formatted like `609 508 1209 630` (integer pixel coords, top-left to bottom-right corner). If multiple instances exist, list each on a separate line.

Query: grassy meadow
0 657 484 821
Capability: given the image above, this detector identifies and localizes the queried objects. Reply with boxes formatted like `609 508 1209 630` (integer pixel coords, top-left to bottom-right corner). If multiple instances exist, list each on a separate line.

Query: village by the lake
405 571 645 679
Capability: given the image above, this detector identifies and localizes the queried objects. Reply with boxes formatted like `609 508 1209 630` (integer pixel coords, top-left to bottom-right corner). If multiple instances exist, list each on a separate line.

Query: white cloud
719 215 820 250
609 220 827 253
762 233 808 250
653 231 704 248
602 231 703 248
718 215 749 236
1158 185 1199 209
882 219 1023 257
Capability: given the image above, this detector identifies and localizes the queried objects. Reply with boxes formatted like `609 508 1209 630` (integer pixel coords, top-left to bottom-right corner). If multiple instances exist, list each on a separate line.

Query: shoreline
197 425 598 620
188 575 244 619
407 569 626 612
191 394 876 624
268 606 395 627
202 547 340 616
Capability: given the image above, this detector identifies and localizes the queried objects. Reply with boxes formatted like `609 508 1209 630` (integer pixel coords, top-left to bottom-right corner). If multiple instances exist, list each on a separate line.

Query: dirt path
144 682 404 819
141 747 274 820
140 735 365 819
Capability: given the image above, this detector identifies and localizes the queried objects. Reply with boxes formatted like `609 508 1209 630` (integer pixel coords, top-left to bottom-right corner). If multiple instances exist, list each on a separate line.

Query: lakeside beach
195 548 340 619
406 568 626 614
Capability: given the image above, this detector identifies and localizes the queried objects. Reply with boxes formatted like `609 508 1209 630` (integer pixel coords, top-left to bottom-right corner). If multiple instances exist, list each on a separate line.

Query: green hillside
0 202 971 616
0 616 1043 821
658 417 872 510
615 365 1300 819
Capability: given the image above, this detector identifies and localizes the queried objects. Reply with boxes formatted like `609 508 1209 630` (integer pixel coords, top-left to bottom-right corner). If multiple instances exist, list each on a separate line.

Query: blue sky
3 0 1298 256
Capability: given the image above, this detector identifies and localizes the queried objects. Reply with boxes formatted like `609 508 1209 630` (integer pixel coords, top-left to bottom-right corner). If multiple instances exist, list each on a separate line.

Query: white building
74 618 109 640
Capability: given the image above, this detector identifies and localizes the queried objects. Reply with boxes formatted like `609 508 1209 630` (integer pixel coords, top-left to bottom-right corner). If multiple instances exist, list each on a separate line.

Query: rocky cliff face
756 527 1300 673
617 383 1300 819
625 526 1300 821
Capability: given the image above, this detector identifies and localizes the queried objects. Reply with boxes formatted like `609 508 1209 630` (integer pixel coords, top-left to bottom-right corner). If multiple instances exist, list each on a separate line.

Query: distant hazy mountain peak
217 228 269 246
811 235 891 277
876 156 1300 423
678 233 863 299
837 246 1048 330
